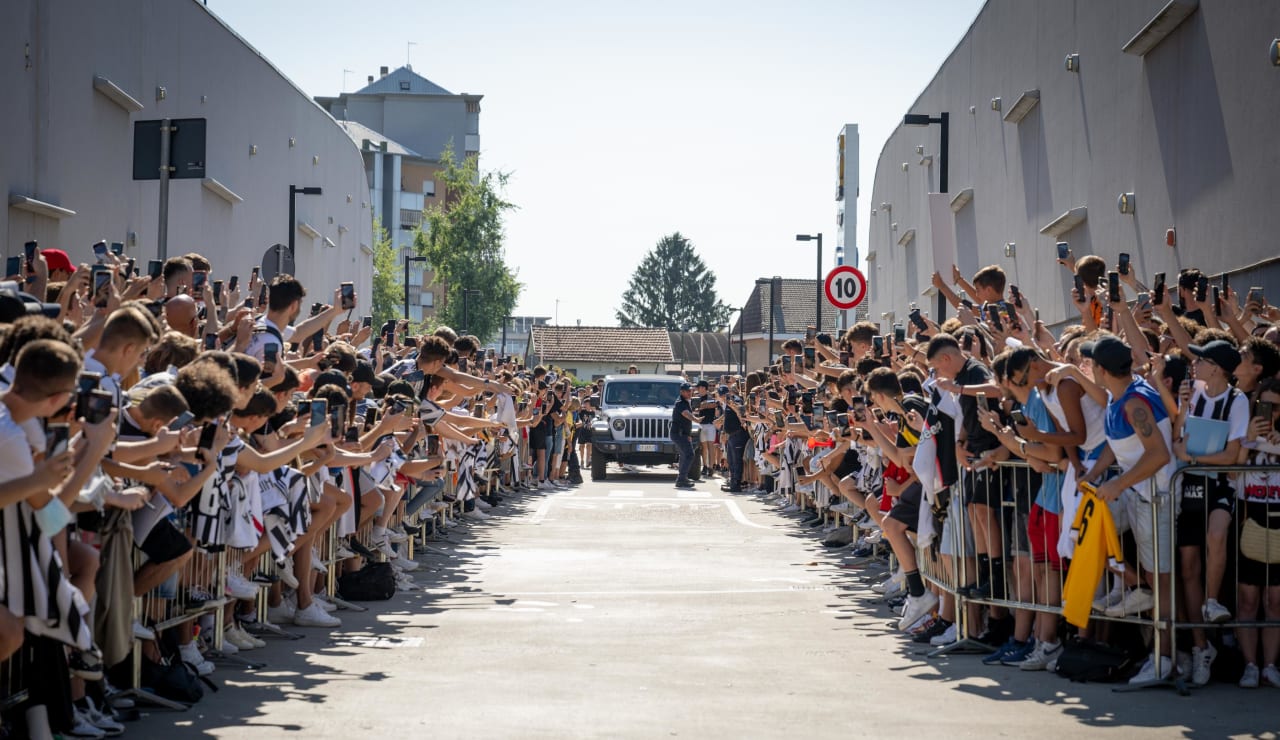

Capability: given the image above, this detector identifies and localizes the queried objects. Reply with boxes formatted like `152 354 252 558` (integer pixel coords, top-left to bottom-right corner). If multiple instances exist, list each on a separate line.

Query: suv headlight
612 418 626 432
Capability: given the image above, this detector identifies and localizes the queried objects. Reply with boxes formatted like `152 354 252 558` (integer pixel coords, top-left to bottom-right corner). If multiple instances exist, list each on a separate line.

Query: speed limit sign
824 265 867 310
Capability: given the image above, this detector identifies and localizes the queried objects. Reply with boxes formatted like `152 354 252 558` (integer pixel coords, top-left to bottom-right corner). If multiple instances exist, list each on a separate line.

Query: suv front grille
623 418 670 440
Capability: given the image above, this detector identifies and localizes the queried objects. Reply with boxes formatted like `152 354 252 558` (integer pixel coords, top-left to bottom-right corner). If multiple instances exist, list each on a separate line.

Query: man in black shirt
696 380 718 477
671 383 696 489
718 385 748 492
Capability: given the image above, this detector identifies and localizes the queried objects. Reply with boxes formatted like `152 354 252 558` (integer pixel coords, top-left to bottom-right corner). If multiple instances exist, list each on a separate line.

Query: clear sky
207 0 985 327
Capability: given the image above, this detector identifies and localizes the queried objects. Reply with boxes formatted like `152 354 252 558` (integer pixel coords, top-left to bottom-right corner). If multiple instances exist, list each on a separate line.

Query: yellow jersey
1061 488 1125 628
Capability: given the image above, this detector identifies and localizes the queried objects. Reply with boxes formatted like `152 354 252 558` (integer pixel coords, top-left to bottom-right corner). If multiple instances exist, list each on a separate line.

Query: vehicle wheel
690 446 702 481
591 450 607 481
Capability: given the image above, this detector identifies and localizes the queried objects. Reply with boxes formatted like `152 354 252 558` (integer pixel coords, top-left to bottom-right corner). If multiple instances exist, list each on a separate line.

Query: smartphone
259 282 268 306
251 266 261 283
852 405 866 423
1003 302 1018 326
1034 307 1041 322
909 308 928 331
1212 286 1222 314
92 267 112 308
198 423 218 451
192 270 207 292
976 391 987 408
1073 274 1085 301
805 326 816 342
1010 409 1027 426
203 334 218 350
45 423 70 457
148 259 163 280
212 279 223 305
1221 272 1230 294
458 357 469 373
803 346 815 366
1247 286 1265 306
24 241 38 274
340 282 355 310
228 275 239 293
484 358 494 373
1056 242 1070 261
92 241 108 261
364 407 378 428
125 258 136 278
309 398 327 428
1118 252 1130 276
244 297 255 310
835 412 848 429
839 350 850 366
986 304 1003 332
296 400 312 420
873 336 884 356
312 330 324 353
5 256 20 277
1137 292 1152 313
1009 285 1023 309
362 315 373 329
167 411 195 432
1196 276 1209 303
427 434 441 456
780 355 792 373
329 403 345 439
812 401 825 419
893 325 906 343
872 408 886 422
263 344 279 367
77 389 114 424
1258 401 1275 421
773 410 785 427
1108 271 1121 303
1153 272 1166 305
343 425 360 444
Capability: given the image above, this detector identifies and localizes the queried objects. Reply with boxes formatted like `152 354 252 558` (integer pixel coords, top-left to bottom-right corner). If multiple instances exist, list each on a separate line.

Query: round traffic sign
824 265 867 310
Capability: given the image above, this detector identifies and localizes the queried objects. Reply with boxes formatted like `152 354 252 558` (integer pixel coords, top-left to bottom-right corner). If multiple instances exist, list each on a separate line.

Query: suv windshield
603 381 680 407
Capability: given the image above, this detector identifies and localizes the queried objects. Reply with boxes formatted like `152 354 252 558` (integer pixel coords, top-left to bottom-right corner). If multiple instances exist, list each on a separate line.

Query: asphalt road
132 469 1266 739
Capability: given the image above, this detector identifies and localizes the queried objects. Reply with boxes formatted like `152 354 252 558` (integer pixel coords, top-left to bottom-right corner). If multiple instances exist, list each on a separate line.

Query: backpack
1052 638 1138 683
138 630 217 703
338 561 397 601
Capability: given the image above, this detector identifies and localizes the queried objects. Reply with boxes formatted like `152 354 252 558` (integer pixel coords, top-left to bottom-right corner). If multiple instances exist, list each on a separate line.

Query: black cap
717 385 730 395
1080 336 1133 375
1188 340 1241 374
313 368 350 393
0 284 61 324
351 360 377 385
679 382 693 391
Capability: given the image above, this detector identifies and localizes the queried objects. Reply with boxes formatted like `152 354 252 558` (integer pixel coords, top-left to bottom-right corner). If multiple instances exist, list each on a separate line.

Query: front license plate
635 444 658 452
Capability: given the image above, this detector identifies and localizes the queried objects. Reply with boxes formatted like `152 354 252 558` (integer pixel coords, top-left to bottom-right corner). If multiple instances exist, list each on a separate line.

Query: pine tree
616 233 730 330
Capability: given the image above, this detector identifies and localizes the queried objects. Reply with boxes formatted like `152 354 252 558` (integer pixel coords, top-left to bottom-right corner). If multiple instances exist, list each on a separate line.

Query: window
466 101 480 113
399 209 422 229
423 180 435 197
407 270 423 287
399 80 411 91
419 291 434 307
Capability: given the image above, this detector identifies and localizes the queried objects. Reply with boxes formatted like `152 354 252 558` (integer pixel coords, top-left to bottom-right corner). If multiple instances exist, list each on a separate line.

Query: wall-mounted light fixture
901 162 909 172
1004 242 1017 258
990 97 1002 111
289 137 296 148
880 202 891 212
870 209 877 216
1271 38 1279 66
249 145 257 156
915 145 924 155
1065 53 1080 71
155 85 166 101
1166 228 1177 247
1118 192 1136 214
969 105 977 114
891 222 899 232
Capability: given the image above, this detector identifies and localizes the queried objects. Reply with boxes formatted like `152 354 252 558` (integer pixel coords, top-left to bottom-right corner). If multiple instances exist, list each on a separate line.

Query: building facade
487 316 550 360
3 0 373 301
730 278 841 372
865 0 1280 327
835 124 866 327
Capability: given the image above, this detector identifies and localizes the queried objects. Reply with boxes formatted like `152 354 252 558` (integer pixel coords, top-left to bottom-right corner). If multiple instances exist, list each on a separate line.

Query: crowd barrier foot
928 638 995 659
110 687 190 712
1113 674 1191 696
207 650 266 671
244 621 304 641
331 596 367 612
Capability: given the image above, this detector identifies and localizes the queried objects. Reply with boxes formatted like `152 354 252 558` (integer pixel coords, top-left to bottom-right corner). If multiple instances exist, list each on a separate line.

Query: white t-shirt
244 316 295 363
1188 384 1251 443
0 401 36 484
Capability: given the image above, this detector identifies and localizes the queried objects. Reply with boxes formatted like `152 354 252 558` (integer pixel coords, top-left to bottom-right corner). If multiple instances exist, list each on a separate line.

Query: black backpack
1052 638 1138 683
338 561 397 601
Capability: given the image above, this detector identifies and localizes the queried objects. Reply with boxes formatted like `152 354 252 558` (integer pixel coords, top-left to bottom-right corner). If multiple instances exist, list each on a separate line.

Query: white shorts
1114 488 1174 574
700 425 718 443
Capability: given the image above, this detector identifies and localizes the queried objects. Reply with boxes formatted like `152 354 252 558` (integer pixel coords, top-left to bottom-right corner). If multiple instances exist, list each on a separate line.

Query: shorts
154 571 180 600
1006 509 1031 559
1119 488 1174 574
1027 504 1063 571
888 482 923 533
940 490 974 558
530 430 549 451
700 425 717 443
1237 502 1280 587
138 520 193 565
552 428 565 456
1177 476 1235 548
963 467 1008 508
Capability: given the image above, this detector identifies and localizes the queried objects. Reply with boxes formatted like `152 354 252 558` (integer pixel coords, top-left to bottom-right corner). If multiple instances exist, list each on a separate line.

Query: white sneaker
394 571 417 591
69 708 106 738
237 624 267 648
336 543 356 559
1191 643 1217 686
1092 578 1126 613
464 507 491 521
315 596 338 614
266 597 296 624
1202 598 1232 624
293 601 341 628
224 626 256 651
1240 662 1260 688
278 558 300 589
475 497 493 510
226 571 259 600
372 535 396 558
1019 641 1061 671
83 697 123 737
930 622 958 647
830 502 853 514
132 620 156 641
386 527 409 543
390 554 420 572
1261 663 1280 688
1104 587 1154 616
898 591 939 631
178 641 215 676
213 634 239 655
1128 653 1173 685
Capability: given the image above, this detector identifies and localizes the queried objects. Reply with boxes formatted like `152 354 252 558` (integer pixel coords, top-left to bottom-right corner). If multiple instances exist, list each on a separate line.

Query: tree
415 147 520 342
616 232 731 331
369 219 402 331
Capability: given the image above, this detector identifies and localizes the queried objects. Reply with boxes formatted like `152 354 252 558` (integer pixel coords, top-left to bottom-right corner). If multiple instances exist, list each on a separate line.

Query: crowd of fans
687 249 1280 690
0 242 591 737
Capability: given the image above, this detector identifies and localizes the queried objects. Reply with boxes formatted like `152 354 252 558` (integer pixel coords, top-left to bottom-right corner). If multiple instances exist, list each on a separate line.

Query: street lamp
461 288 482 334
286 185 323 277
796 233 823 332
404 255 428 320
755 276 781 364
903 111 950 322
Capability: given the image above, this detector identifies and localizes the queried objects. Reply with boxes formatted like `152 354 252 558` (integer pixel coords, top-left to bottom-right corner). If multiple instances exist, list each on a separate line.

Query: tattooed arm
1110 398 1171 495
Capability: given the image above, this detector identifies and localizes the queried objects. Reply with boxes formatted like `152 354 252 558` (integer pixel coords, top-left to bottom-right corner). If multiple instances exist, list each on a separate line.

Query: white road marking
514 600 559 607
527 492 770 529
676 491 712 498
608 490 644 497
750 577 811 585
491 587 841 596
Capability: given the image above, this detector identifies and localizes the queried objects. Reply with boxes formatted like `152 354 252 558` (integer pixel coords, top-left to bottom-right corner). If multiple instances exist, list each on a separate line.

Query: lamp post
461 288 481 333
404 255 428 320
286 185 322 277
755 276 781 365
903 112 950 322
795 233 823 332
501 315 513 359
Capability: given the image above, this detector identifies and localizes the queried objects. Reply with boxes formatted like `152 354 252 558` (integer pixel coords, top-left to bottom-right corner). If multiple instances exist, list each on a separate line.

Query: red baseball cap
40 248 76 274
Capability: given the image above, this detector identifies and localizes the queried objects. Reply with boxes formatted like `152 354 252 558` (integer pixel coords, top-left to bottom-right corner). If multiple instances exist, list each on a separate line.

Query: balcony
399 191 425 212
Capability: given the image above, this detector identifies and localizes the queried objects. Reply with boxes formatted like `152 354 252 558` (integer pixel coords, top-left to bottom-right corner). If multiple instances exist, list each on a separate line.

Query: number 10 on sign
824 265 867 310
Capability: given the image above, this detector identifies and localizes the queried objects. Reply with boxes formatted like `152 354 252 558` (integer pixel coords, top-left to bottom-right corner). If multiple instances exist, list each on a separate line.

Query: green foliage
415 147 520 342
369 219 402 330
616 232 731 331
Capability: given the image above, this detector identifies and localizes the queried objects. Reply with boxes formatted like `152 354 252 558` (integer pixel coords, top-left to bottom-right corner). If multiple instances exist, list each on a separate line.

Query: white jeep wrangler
589 374 701 481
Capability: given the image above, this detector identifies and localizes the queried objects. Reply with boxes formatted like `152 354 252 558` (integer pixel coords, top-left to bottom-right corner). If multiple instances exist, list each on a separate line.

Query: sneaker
394 571 417 591
132 620 156 641
930 622 959 647
335 543 356 560
237 624 266 648
1261 664 1280 687
1000 639 1038 666
464 507 491 521
1240 663 1260 688
69 708 106 738
226 571 259 600
829 501 853 515
82 697 124 737
897 591 939 631
386 526 409 543
1202 598 1232 625
185 587 227 614
1104 587 1154 617
224 626 257 651
266 597 296 624
674 481 696 490
314 594 338 613
293 602 342 628
475 497 493 510
347 538 378 560
1092 578 1126 613
1191 643 1217 686
390 554 420 572
178 641 214 676
68 649 104 681
277 558 300 589
872 571 904 595
1019 641 1061 671
1128 653 1173 685
372 534 396 558
912 617 950 643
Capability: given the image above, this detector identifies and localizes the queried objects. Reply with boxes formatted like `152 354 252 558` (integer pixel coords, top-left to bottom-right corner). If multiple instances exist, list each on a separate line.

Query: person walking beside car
672 383 697 489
